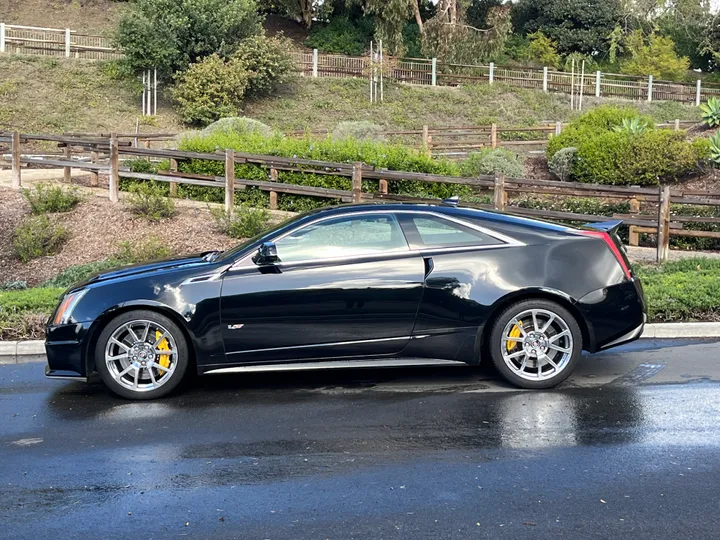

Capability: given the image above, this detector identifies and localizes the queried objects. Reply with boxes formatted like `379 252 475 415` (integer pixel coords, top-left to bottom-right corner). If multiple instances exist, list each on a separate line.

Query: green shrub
548 147 576 182
233 34 295 98
0 280 28 291
115 0 262 77
22 183 84 214
460 148 524 178
515 196 630 216
115 237 174 264
171 54 250 126
620 31 690 81
126 182 176 221
42 260 126 288
0 287 64 314
13 215 68 263
525 32 561 69
707 133 720 165
572 129 702 185
634 258 720 322
202 117 273 137
305 17 373 55
210 205 271 238
701 97 720 128
331 121 387 142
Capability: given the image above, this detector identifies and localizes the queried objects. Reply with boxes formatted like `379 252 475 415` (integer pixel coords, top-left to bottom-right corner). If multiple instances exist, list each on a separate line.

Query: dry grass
0 0 123 33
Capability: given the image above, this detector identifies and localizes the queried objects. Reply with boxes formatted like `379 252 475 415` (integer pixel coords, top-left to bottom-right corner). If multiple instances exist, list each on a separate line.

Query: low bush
22 183 84 214
210 205 271 238
0 280 28 291
0 287 64 313
13 215 68 263
305 17 373 55
115 237 174 264
171 54 250 126
634 258 720 322
460 148 524 178
0 287 64 340
126 182 176 221
202 117 273 137
547 147 576 181
331 121 386 142
233 34 295 98
42 260 126 288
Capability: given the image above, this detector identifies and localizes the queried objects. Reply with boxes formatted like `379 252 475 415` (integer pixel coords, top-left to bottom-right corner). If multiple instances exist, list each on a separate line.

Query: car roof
311 202 575 234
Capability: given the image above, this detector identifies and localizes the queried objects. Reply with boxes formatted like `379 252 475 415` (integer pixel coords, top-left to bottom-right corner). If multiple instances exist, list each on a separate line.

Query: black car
45 201 646 399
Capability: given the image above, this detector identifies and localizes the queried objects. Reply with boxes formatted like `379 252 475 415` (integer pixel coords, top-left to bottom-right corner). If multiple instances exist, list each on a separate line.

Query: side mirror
253 242 280 266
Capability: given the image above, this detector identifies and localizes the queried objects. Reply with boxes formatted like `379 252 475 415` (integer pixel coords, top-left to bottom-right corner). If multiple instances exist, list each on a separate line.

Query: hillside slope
0 0 122 33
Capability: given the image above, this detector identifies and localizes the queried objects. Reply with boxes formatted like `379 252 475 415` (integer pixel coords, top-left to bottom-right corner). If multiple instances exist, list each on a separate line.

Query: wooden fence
292 50 720 106
0 23 120 60
3 129 720 262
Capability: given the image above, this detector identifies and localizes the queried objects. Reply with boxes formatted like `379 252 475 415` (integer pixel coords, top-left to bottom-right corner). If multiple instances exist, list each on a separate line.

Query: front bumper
45 321 93 380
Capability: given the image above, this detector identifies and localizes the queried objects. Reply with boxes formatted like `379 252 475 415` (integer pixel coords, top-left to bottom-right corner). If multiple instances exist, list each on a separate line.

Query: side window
275 214 408 263
410 215 499 247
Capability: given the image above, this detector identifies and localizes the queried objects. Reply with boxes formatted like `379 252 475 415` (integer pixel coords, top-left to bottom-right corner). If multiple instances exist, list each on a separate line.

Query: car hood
77 253 216 289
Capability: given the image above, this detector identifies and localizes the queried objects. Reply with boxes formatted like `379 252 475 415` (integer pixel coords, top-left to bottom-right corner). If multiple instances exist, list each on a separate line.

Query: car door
218 212 426 365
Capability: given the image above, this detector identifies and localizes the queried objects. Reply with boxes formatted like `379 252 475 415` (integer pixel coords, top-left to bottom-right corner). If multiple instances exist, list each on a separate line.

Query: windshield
214 213 305 262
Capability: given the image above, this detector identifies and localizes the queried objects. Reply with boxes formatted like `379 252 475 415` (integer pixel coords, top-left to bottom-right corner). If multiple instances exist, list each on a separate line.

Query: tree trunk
413 0 424 33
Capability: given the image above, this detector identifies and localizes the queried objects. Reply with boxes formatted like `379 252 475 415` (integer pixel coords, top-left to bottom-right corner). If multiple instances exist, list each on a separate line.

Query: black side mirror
253 242 280 266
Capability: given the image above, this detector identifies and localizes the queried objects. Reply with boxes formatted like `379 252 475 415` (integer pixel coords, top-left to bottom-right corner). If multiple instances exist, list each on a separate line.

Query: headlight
53 289 88 325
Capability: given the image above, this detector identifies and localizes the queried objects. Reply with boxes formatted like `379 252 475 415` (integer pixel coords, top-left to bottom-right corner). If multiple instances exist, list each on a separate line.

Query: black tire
488 299 582 389
95 310 190 400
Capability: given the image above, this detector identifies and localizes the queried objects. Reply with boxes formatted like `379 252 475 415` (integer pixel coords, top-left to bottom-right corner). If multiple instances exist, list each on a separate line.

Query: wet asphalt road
2 339 720 539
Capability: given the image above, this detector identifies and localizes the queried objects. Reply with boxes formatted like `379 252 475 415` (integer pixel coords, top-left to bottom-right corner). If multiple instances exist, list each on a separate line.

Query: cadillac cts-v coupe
45 201 646 399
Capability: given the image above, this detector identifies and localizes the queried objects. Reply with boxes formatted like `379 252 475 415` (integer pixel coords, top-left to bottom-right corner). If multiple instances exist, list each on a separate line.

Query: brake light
579 230 632 280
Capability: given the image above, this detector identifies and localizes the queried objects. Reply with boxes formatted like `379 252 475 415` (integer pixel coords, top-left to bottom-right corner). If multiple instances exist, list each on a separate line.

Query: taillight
579 230 632 280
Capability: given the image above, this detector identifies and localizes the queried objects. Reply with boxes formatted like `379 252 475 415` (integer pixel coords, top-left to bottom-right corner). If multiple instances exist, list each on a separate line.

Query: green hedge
0 287 63 313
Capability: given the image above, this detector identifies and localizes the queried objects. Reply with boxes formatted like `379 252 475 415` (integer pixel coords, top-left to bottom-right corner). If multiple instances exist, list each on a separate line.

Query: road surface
1 339 720 539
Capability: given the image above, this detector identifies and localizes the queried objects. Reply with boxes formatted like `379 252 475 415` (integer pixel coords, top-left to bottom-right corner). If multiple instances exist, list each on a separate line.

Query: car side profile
45 201 646 399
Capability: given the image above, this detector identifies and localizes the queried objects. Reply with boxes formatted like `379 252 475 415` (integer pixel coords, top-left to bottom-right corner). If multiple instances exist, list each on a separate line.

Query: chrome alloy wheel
500 309 573 381
104 320 178 392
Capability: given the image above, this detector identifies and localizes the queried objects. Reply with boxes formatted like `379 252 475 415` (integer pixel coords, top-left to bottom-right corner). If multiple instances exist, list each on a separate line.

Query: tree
363 0 414 54
513 0 623 56
115 0 262 77
658 0 712 70
620 30 690 80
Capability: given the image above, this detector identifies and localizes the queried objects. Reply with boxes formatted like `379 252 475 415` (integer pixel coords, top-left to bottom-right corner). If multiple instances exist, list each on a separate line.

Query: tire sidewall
95 310 189 400
489 299 582 389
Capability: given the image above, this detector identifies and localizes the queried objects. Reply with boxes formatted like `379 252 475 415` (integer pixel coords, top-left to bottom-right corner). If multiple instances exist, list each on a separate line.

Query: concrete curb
1 323 720 365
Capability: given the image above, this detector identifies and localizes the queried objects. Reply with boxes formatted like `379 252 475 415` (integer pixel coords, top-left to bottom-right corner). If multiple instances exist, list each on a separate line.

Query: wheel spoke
541 353 558 370
504 336 524 343
510 319 527 336
505 350 526 360
132 367 139 389
519 356 528 372
152 332 167 348
531 310 539 332
549 330 570 342
155 349 177 356
126 325 140 343
548 344 571 354
108 353 129 362
147 366 157 387
140 322 150 343
110 338 130 351
117 364 134 378
541 314 556 333
151 361 172 373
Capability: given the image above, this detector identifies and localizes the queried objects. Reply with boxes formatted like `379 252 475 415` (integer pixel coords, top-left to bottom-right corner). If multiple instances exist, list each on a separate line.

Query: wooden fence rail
4 130 720 262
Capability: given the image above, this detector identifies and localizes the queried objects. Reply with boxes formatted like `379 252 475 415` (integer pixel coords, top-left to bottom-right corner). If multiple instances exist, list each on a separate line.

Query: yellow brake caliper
507 321 523 352
155 330 171 370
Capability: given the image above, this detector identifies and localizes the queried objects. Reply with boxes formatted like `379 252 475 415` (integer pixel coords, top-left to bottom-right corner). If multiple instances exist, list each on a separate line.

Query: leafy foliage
171 54 250 126
233 34 295 98
547 146 576 181
620 31 690 80
42 260 126 289
13 215 68 263
305 16 374 55
114 0 262 77
22 183 84 214
115 237 174 264
331 121 387 142
707 132 720 165
459 148 525 178
202 117 274 137
613 117 650 134
126 183 177 221
700 97 720 128
525 31 561 68
210 206 271 238
0 280 28 291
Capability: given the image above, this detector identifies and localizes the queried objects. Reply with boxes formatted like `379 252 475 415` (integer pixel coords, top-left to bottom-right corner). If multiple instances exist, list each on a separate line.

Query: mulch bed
0 187 239 287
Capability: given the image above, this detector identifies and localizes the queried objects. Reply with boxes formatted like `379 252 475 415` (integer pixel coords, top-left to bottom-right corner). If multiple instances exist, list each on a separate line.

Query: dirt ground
0 187 240 287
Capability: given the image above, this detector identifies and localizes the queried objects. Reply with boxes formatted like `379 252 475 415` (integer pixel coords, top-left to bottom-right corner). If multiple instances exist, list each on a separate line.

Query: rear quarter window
408 215 500 248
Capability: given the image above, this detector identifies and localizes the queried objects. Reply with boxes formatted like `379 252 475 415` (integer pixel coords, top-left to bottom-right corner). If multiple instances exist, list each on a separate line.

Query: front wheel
95 310 190 399
489 299 582 389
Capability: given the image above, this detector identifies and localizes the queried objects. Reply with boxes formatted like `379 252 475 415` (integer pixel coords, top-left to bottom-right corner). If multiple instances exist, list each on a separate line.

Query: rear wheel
489 299 582 389
95 310 189 399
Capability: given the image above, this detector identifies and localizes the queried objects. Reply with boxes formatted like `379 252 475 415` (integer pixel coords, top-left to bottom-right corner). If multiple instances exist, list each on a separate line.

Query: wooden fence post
555 121 562 136
65 28 71 58
696 79 702 107
89 150 99 187
489 62 494 84
542 67 548 92
225 149 235 213
493 174 506 212
490 123 498 149
169 158 178 197
269 167 278 210
108 133 119 202
352 162 363 203
11 130 21 190
595 71 601 97
674 119 680 131
63 144 72 184
312 49 319 77
0 23 5 54
379 179 388 195
422 125 430 157
647 75 653 102
628 198 640 246
657 186 671 262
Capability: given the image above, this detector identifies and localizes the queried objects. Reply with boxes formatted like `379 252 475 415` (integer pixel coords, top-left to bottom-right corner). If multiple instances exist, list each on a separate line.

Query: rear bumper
45 321 92 380
577 278 646 353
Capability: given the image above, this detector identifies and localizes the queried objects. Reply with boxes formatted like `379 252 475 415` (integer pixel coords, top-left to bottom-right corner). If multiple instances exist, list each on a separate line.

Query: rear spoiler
583 220 623 235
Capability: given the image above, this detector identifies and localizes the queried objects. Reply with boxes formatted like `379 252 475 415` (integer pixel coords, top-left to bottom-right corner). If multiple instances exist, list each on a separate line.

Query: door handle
423 257 434 278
